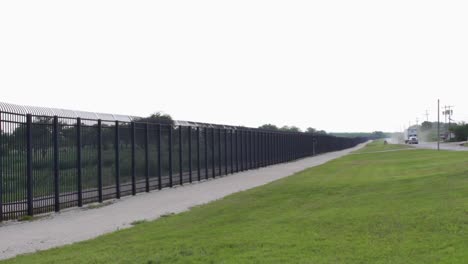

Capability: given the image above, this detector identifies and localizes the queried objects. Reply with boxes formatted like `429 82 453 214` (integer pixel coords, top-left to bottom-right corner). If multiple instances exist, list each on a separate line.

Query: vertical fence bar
270 133 273 165
240 130 244 171
131 121 136 195
224 129 228 175
246 130 249 169
235 130 239 172
115 121 121 198
26 114 33 216
204 127 208 180
179 126 183 185
218 128 222 176
188 126 192 183
211 128 215 178
245 130 249 169
270 132 276 164
268 132 275 165
249 130 253 169
53 116 60 212
230 130 234 174
97 119 103 203
169 125 173 187
145 123 150 192
271 133 274 165
197 127 201 181
253 131 257 169
0 113 3 221
267 132 271 166
264 132 267 166
246 130 250 169
258 132 262 167
77 118 83 207
157 124 162 190
275 133 278 163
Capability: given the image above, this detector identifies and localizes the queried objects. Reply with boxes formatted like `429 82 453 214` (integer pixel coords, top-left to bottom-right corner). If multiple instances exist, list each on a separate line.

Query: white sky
1 1 467 132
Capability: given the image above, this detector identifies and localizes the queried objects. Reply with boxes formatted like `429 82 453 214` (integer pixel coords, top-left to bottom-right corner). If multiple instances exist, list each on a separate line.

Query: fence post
115 121 120 198
131 121 136 195
145 123 150 192
218 128 222 176
0 112 3 221
230 130 234 174
188 126 192 183
264 132 267 166
157 124 162 190
179 126 183 185
253 131 257 168
53 116 60 212
240 130 243 171
197 127 201 181
224 129 228 175
313 136 316 156
235 130 239 172
169 125 173 187
77 118 83 207
265 132 269 166
246 130 250 169
258 132 262 167
97 119 103 203
269 133 272 165
211 127 215 178
283 133 287 162
276 133 279 163
250 130 254 169
26 114 33 216
271 132 274 164
204 127 208 180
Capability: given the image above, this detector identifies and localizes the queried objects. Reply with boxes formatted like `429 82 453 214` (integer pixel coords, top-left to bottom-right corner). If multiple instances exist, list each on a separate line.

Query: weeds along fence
0 106 366 221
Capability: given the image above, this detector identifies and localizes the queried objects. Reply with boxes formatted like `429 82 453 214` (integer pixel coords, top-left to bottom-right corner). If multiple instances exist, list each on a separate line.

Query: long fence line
0 109 366 221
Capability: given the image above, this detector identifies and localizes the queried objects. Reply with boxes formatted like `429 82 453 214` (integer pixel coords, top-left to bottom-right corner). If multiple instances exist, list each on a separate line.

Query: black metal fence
0 109 366 221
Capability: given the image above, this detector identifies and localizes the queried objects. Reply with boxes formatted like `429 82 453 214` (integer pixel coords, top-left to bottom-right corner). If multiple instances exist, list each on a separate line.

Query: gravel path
0 143 366 260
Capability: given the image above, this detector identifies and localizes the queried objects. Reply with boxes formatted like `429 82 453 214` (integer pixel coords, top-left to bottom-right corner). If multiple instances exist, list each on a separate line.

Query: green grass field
352 139 413 154
3 143 468 263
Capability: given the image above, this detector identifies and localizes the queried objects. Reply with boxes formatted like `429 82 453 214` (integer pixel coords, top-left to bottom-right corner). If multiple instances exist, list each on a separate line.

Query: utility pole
425 110 429 122
416 118 419 126
443 105 454 141
437 100 440 150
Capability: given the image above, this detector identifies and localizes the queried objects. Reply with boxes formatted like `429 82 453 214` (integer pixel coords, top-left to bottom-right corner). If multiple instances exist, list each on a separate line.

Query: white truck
405 128 419 144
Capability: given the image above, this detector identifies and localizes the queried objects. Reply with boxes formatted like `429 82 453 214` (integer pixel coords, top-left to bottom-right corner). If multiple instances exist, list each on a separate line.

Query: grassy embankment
3 142 467 263
352 139 413 154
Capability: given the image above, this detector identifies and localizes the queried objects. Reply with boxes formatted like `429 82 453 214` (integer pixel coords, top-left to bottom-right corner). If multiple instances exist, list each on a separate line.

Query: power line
443 105 454 141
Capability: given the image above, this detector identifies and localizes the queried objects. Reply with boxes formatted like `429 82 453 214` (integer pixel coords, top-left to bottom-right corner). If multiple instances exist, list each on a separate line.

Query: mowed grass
3 146 468 263
352 139 413 153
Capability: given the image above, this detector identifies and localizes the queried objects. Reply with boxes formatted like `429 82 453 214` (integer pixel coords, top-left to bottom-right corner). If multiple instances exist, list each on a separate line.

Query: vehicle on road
407 136 419 144
405 128 419 144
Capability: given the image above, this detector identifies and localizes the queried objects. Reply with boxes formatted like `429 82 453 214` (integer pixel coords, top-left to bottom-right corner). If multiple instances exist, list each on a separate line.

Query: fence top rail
0 101 367 140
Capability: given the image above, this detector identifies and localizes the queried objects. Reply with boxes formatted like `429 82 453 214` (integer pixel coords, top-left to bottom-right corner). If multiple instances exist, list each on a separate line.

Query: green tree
280 126 301 132
306 127 316 134
371 131 386 139
420 121 432 131
258 124 278 130
134 112 173 125
451 122 468 141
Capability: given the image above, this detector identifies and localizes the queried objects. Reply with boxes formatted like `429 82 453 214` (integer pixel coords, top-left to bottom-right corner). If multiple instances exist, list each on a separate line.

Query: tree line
257 124 327 134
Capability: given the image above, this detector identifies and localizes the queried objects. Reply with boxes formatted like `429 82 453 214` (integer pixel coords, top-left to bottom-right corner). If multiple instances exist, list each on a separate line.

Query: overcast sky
1 1 467 132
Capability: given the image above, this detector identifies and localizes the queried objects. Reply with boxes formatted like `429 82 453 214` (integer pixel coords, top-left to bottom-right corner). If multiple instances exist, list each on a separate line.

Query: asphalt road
408 141 468 151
